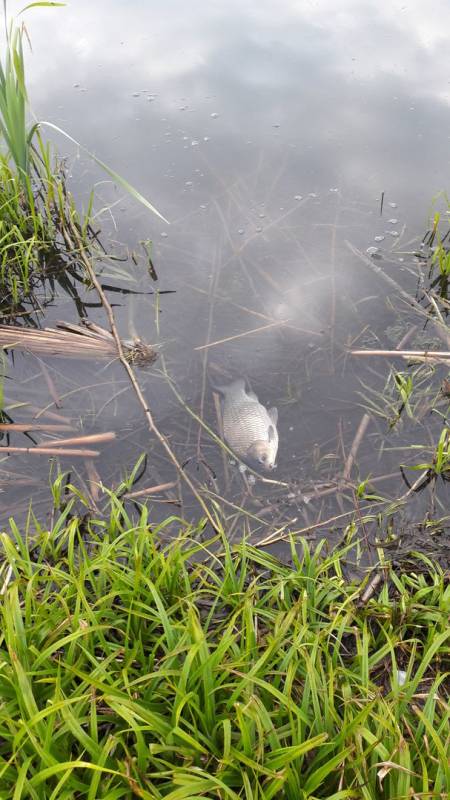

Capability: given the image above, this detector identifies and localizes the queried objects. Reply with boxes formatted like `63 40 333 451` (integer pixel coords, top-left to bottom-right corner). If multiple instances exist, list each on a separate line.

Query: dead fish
213 378 278 471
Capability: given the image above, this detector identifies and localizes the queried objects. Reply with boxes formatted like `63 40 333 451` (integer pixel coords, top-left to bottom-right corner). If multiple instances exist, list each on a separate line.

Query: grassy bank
0 491 448 799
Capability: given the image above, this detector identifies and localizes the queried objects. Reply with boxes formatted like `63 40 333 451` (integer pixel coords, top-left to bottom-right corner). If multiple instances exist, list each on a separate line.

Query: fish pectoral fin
268 407 278 425
268 425 276 442
246 389 258 401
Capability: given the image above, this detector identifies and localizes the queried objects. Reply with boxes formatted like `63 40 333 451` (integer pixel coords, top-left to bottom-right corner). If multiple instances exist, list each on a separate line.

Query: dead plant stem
64 220 218 530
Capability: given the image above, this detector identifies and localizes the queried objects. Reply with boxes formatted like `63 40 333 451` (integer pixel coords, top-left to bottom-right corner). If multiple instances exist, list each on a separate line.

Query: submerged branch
62 219 219 530
352 348 450 358
0 446 100 457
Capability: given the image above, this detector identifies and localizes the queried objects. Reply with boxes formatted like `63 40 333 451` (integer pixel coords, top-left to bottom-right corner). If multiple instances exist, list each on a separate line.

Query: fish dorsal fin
211 377 245 396
268 407 278 426
231 378 246 393
246 389 258 401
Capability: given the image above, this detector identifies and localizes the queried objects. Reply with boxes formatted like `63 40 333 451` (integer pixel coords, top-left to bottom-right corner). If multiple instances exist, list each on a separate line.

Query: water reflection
1 0 449 544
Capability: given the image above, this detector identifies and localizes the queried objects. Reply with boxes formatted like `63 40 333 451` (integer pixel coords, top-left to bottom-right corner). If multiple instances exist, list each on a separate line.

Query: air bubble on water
329 187 339 192
73 83 80 88
203 136 210 141
289 426 294 431
398 257 404 262
388 201 397 208
147 96 155 102
258 213 265 218
248 474 256 485
132 92 140 97
374 235 385 242
366 246 379 256
388 230 399 237
182 136 189 141
272 123 280 128
238 463 247 473
238 229 244 235
160 232 168 238
178 105 188 111
210 112 219 118
200 204 206 209
256 226 263 233
389 218 398 224
309 192 318 198
185 181 193 187
191 139 199 146
294 195 303 201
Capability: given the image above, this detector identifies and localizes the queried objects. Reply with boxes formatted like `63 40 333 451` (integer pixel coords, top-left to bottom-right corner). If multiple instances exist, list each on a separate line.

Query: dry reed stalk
0 323 119 358
38 432 116 448
29 406 74 423
1 446 100 457
194 320 290 351
38 360 62 408
342 413 372 481
351 348 450 359
254 502 382 547
0 423 74 432
359 573 384 604
84 458 102 504
0 321 157 365
124 481 177 499
63 220 218 531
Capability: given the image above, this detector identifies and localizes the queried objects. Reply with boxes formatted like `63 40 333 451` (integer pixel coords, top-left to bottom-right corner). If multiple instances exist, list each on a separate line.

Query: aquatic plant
0 483 448 798
0 4 167 319
0 19 32 178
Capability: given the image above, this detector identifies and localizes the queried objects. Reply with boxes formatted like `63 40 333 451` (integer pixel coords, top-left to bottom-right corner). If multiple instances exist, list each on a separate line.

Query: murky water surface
2 0 449 553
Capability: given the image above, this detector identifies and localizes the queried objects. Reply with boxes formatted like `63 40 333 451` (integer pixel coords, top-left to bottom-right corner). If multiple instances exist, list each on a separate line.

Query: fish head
247 438 277 471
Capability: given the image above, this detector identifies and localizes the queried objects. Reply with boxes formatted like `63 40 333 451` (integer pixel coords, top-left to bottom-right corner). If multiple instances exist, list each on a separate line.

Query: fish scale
213 378 279 470
223 402 273 451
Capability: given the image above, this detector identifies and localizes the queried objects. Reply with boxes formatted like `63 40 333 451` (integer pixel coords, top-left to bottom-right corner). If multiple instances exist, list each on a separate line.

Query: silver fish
214 378 278 471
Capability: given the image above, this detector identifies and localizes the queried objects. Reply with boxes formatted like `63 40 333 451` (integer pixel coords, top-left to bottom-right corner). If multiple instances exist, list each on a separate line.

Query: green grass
0 487 448 799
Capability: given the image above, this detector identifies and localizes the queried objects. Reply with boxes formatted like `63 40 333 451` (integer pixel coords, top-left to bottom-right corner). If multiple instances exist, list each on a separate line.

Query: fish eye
259 454 267 463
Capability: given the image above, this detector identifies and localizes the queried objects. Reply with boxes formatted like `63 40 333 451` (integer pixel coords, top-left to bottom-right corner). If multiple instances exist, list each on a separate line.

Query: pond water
1 0 449 555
